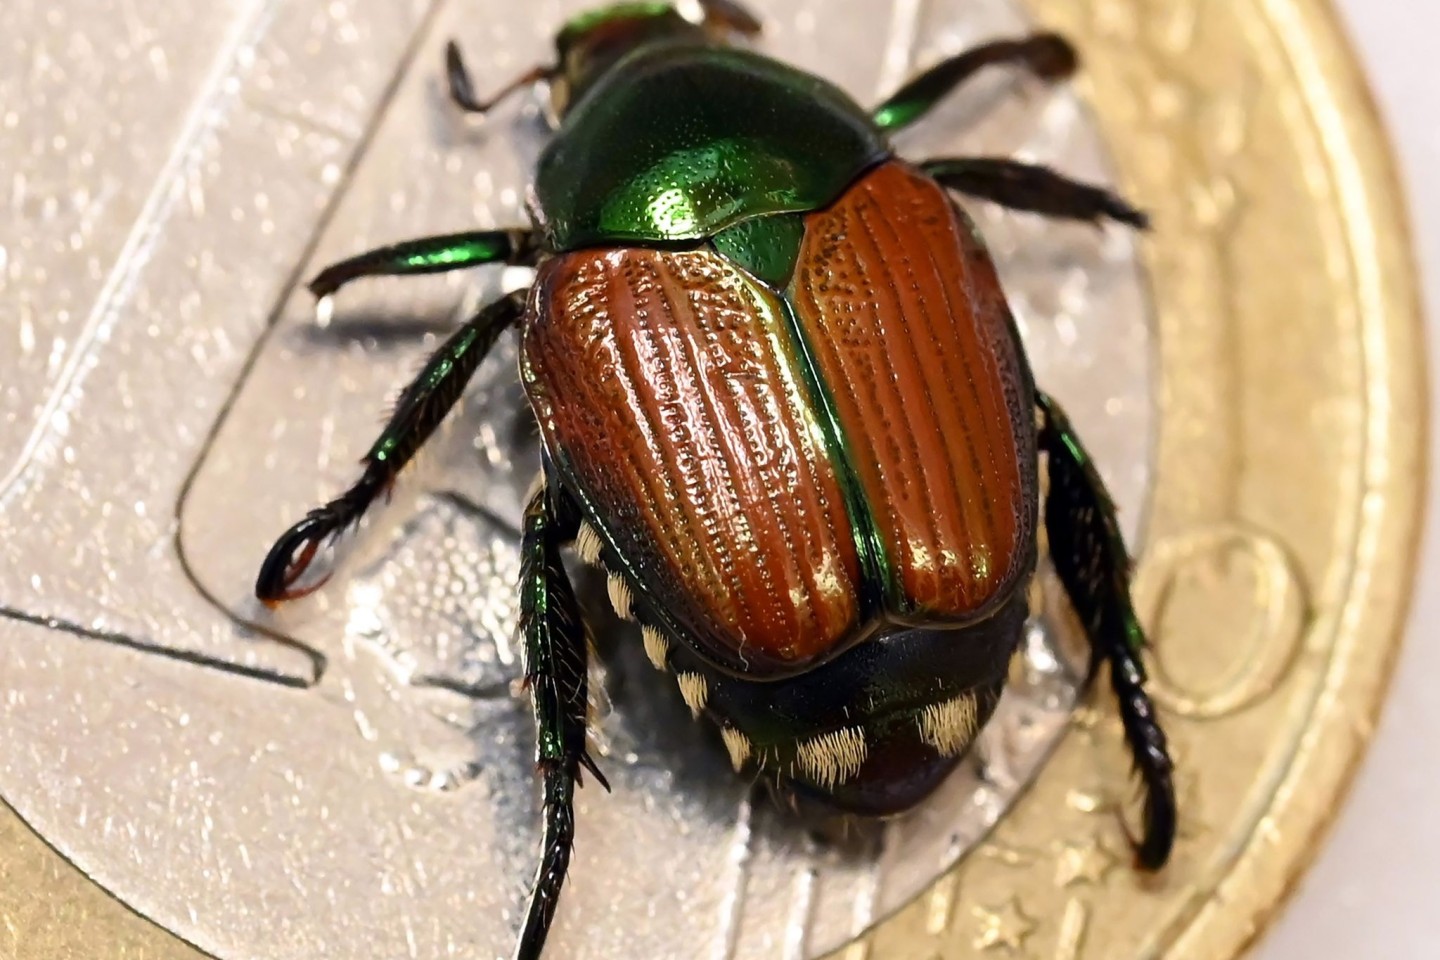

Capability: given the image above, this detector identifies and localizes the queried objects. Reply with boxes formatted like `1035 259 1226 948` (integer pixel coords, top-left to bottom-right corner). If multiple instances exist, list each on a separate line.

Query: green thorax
535 43 890 250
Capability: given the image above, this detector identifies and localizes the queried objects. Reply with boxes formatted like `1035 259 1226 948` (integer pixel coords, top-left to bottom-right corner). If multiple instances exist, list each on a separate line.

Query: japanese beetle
255 2 1176 957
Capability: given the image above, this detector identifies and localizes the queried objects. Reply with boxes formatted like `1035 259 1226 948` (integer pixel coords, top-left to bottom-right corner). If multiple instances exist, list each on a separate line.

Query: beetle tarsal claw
574 522 604 565
641 625 669 671
795 726 868 790
917 692 981 757
720 727 752 771
606 573 635 620
676 672 709 718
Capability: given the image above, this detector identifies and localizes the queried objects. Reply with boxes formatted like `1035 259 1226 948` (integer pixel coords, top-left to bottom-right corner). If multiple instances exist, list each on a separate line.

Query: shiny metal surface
0 1 1154 958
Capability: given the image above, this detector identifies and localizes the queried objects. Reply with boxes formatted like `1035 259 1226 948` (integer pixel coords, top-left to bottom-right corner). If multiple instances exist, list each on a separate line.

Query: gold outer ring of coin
0 0 1426 957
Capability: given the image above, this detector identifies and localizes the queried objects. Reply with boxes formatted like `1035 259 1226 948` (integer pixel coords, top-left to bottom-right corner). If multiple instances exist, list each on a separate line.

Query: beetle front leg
873 34 1077 132
515 477 608 960
307 227 540 299
923 158 1150 229
695 0 763 35
1037 392 1176 869
444 41 556 117
254 291 527 605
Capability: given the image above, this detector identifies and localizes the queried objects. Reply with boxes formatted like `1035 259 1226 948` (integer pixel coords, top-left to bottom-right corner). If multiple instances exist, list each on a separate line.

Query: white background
1257 3 1437 959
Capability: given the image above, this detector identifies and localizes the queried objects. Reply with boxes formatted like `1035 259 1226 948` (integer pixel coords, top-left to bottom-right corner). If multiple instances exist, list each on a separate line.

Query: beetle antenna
445 40 554 116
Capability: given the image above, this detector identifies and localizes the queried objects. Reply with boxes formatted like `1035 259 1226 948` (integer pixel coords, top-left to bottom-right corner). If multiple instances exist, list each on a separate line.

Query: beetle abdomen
789 161 1038 622
523 247 864 674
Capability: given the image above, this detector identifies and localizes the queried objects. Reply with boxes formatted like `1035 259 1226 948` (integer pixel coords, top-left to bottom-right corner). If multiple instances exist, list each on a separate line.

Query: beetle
254 2 1176 957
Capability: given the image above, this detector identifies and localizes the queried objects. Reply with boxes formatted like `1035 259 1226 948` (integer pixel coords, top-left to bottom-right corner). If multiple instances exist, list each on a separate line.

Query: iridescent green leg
307 228 539 299
255 291 527 604
924 158 1149 229
873 33 1078 132
515 477 608 960
1038 392 1176 869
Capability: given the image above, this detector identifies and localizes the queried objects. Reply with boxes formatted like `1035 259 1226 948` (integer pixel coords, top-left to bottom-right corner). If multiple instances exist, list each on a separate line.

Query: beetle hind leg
923 157 1150 229
514 476 608 960
1037 392 1176 869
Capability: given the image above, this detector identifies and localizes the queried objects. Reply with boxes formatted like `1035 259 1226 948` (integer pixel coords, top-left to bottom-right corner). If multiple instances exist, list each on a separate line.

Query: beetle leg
444 40 556 117
873 33 1077 132
923 157 1150 229
254 291 527 605
1037 392 1176 870
695 0 764 36
307 227 540 300
515 477 608 960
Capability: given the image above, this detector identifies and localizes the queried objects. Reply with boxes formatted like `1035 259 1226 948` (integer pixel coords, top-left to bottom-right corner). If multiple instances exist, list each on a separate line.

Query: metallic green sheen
558 1 673 44
535 44 890 249
711 213 805 287
872 99 927 133
771 296 897 618
401 237 510 270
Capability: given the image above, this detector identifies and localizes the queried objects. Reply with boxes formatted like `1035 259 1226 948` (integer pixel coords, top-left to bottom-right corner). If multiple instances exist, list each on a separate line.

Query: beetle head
549 1 761 119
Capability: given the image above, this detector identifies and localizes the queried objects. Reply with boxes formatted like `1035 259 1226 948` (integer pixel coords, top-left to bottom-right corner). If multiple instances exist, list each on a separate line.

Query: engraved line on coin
925 872 962 935
714 791 756 960
849 854 883 943
785 868 819 960
1196 65 1260 517
1053 898 1090 960
0 0 285 508
1117 0 1259 521
0 606 318 687
1132 524 1309 718
169 0 455 685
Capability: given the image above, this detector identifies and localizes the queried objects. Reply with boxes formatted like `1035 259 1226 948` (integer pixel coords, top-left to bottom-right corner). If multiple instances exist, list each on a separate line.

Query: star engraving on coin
1054 837 1118 888
971 898 1038 953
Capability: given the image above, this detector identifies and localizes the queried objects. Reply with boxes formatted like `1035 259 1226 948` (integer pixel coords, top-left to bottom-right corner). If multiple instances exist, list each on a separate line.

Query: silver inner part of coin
0 0 1155 958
